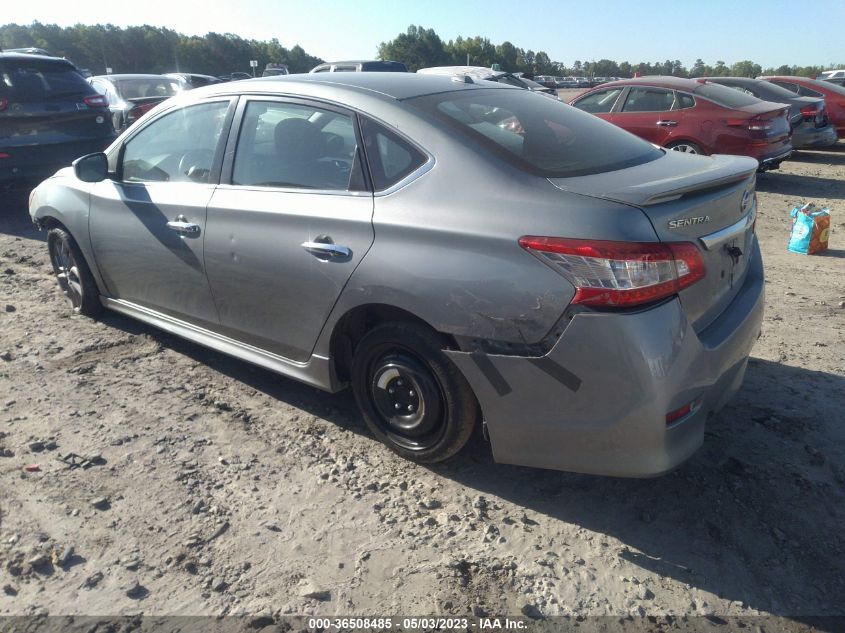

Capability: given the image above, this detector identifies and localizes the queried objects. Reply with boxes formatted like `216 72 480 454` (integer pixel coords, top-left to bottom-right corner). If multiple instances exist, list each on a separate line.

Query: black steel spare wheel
351 322 478 463
370 351 444 447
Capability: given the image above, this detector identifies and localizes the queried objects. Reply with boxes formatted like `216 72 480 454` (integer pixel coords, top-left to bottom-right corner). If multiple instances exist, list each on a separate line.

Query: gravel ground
0 145 843 623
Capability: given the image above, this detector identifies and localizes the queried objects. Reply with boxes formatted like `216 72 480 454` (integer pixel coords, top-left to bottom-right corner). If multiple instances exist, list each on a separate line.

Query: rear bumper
793 125 839 149
0 136 115 184
757 146 793 170
446 240 765 477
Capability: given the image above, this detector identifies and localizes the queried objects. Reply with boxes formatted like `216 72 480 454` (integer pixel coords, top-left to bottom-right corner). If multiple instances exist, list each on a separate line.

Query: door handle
166 215 200 235
656 120 678 127
301 241 351 259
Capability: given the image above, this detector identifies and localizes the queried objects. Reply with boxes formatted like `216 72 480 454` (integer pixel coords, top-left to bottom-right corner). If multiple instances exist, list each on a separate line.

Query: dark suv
0 53 115 187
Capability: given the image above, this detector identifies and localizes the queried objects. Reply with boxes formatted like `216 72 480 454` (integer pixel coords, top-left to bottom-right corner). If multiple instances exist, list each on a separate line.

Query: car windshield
408 88 662 178
695 83 761 107
112 77 181 100
0 59 91 101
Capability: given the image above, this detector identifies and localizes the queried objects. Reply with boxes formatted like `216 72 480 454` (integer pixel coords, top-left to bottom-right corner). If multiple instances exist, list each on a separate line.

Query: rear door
204 97 374 362
88 98 235 327
610 86 678 145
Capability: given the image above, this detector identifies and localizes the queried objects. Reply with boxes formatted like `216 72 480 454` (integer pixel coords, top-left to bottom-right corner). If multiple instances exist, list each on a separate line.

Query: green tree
377 25 448 71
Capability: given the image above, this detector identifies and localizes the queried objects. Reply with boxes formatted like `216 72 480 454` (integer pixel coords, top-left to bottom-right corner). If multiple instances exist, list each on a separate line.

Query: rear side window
232 101 363 191
622 88 675 112
0 59 91 101
408 88 661 178
675 93 695 109
799 85 827 98
573 88 623 113
360 117 427 190
695 83 761 107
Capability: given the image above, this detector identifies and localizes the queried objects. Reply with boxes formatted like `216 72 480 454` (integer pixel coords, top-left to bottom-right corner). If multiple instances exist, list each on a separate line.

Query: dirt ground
0 143 843 625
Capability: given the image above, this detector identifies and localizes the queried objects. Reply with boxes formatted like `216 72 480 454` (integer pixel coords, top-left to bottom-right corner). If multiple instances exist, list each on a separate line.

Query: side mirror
72 152 109 183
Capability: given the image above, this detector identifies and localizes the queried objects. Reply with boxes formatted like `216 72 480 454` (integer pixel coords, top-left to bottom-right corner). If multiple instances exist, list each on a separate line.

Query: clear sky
5 0 844 68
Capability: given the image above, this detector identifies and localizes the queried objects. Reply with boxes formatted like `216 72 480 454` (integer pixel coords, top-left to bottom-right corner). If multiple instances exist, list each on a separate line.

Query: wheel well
329 304 458 383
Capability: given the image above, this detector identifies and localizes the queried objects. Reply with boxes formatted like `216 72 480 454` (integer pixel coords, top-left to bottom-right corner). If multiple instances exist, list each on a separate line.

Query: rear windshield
695 83 761 107
808 78 845 96
0 59 91 101
112 77 181 100
407 88 662 178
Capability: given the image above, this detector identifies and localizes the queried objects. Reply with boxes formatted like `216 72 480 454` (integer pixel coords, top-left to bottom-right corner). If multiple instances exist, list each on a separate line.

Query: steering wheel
178 149 215 183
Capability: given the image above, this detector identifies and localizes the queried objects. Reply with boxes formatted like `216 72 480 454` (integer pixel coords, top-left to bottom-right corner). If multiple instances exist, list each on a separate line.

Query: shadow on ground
99 309 845 621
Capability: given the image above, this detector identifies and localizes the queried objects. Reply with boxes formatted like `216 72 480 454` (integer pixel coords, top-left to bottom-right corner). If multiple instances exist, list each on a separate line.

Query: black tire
666 140 704 155
47 227 102 318
351 322 478 463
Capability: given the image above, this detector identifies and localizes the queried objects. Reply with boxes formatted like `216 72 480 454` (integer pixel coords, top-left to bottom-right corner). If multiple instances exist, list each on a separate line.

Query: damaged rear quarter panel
316 152 660 351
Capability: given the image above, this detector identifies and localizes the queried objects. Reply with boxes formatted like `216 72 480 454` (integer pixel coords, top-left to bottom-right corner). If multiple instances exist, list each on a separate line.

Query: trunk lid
549 151 758 332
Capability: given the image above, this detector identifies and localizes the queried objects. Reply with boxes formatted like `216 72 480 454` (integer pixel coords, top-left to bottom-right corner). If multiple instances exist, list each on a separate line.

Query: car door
610 86 678 145
88 98 235 328
204 97 374 362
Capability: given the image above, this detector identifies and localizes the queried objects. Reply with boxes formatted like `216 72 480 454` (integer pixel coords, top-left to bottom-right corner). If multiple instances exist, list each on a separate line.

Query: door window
771 80 799 94
360 117 427 190
621 88 675 112
572 88 623 113
232 101 360 190
674 93 695 109
121 101 229 183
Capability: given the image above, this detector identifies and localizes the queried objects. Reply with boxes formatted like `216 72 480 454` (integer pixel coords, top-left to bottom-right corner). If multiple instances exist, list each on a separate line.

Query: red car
759 75 845 139
570 77 793 170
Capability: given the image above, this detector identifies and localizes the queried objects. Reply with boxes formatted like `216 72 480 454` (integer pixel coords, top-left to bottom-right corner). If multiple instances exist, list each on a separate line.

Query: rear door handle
656 120 678 127
166 215 200 235
301 241 351 259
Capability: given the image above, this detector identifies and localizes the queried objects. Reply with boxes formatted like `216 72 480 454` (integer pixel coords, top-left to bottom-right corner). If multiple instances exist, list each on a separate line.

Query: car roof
601 76 708 91
90 74 177 81
195 72 518 101
0 52 75 67
320 60 402 65
418 66 504 80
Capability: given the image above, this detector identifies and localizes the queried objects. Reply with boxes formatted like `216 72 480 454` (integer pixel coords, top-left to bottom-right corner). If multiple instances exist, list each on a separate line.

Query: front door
88 99 233 328
610 86 679 146
204 98 375 362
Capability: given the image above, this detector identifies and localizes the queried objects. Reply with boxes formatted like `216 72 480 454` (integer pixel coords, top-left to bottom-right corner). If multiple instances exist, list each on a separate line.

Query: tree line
0 22 323 75
378 25 839 78
1 22 839 80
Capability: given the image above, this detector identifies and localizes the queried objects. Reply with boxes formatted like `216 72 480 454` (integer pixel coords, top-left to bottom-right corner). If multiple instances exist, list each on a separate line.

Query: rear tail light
725 117 771 131
0 152 10 159
518 237 706 308
83 95 107 107
800 104 819 117
0 98 7 111
666 401 699 425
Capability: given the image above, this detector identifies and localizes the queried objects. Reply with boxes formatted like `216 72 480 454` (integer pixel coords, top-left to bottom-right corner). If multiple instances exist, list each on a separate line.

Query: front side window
572 88 623 113
408 88 661 178
621 87 674 112
232 101 360 190
121 101 229 183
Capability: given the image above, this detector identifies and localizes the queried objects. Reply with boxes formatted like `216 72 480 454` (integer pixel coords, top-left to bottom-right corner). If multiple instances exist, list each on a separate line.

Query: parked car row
569 76 839 171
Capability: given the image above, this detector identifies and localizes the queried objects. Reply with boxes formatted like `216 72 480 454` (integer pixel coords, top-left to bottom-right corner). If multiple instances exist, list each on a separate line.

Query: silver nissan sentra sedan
29 73 764 477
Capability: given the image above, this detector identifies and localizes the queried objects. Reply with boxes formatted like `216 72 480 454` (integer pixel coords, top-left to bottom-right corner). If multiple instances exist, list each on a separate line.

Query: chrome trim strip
698 205 756 251
101 298 335 391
